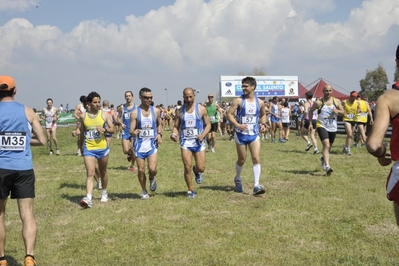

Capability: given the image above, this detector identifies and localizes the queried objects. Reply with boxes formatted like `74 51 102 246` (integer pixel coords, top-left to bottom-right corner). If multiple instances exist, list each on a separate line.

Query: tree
237 67 266 76
359 64 389 101
394 67 399 83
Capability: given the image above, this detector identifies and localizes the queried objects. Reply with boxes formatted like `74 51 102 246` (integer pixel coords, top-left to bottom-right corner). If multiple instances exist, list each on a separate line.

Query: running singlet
179 103 205 148
271 104 279 116
0 102 33 170
235 96 260 135
122 104 136 134
306 101 317 120
356 100 369 123
281 107 290 123
206 103 218 124
134 106 157 153
83 110 107 150
343 100 359 122
316 98 337 132
44 107 57 129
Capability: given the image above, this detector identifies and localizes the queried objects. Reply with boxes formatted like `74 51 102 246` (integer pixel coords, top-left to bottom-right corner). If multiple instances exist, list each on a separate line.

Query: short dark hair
396 43 399 61
305 91 313 99
139 87 151 96
46 98 53 103
241 76 257 88
0 88 14 99
87 91 101 103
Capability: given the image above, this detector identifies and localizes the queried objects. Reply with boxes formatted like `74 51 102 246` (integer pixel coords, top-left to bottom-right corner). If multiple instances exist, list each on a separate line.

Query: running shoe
313 148 319 154
187 190 196 199
305 142 313 151
234 177 243 193
49 150 53 155
320 157 326 170
193 165 203 184
346 149 352 156
129 165 135 172
141 191 150 200
211 148 215 153
253 185 266 195
325 165 334 176
0 260 8 266
149 178 157 192
24 256 37 266
100 194 108 203
56 149 60 155
342 147 347 154
77 149 82 156
278 138 286 143
271 139 275 143
80 197 92 208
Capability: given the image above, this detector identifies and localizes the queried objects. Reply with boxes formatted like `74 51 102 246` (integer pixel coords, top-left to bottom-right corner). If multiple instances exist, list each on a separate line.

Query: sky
0 0 398 109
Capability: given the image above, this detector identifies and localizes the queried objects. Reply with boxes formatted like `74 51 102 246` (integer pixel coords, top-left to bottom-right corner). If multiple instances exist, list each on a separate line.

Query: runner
170 87 211 198
40 98 60 155
130 88 163 199
301 91 319 154
79 91 115 208
205 94 223 152
226 76 268 195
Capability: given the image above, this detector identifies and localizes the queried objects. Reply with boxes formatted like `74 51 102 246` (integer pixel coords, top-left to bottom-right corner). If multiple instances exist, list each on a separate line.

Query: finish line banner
220 76 298 97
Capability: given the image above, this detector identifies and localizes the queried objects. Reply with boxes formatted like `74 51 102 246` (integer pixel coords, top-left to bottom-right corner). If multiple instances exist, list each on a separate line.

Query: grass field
2 127 399 265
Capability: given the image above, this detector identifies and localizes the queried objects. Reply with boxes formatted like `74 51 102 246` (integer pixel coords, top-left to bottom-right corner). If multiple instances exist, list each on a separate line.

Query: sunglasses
142 96 153 100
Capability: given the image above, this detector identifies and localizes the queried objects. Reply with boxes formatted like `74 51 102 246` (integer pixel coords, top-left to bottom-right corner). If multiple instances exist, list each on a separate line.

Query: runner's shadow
4 256 19 266
162 191 192 198
59 182 85 190
283 169 320 175
199 185 235 193
108 166 132 171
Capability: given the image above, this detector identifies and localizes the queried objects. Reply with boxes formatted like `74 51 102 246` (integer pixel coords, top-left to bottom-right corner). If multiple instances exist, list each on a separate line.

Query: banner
57 113 76 124
220 76 298 97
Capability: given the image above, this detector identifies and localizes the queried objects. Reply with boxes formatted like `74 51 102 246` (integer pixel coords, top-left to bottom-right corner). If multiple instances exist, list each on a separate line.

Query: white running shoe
80 197 92 208
141 191 150 200
100 194 108 203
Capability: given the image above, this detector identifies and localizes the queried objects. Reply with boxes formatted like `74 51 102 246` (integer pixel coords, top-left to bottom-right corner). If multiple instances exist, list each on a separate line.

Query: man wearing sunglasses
130 88 163 200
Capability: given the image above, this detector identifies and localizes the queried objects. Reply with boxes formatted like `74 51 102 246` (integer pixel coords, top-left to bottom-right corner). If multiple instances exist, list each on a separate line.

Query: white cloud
0 0 398 108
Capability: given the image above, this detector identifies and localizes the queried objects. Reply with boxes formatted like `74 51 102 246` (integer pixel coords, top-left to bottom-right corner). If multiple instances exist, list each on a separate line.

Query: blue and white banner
220 76 298 97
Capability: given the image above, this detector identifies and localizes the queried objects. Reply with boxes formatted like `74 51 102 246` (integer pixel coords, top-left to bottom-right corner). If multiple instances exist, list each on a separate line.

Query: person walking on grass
0 75 46 266
269 96 285 143
226 76 268 195
170 87 211 199
281 101 291 140
130 88 163 200
41 98 60 155
79 91 115 208
366 43 399 226
308 84 344 176
118 91 137 172
301 91 319 154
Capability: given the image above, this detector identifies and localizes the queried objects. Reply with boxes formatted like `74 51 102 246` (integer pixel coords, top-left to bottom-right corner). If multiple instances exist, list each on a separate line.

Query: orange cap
0 76 16 90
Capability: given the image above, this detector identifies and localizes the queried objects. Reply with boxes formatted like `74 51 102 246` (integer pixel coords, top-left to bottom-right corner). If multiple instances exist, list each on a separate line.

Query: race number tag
241 115 256 124
346 114 355 119
139 128 154 138
209 116 216 122
0 132 26 151
124 112 130 119
46 116 53 123
86 129 101 140
183 128 198 138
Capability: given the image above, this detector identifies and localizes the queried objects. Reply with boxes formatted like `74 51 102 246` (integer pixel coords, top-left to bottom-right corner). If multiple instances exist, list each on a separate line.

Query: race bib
209 116 216 122
346 114 355 119
86 129 101 140
241 115 256 124
0 132 26 151
46 116 53 123
183 128 198 139
139 128 154 138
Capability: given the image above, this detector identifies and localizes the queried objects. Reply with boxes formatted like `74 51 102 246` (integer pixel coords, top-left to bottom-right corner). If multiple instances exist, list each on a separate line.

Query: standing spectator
59 104 64 113
65 103 70 113
366 43 399 226
0 75 46 266
170 88 211 198
130 88 163 200
79 91 115 208
308 85 344 175
226 76 268 195
41 98 60 155
281 101 291 140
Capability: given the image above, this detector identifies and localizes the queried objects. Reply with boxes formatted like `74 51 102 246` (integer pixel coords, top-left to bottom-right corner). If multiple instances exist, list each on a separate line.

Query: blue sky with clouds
0 0 398 108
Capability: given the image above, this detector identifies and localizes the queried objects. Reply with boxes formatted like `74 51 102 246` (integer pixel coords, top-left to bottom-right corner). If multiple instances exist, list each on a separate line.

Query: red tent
298 82 308 98
308 78 348 100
